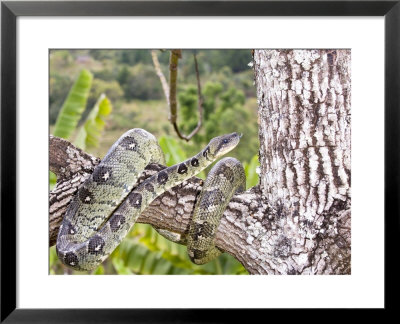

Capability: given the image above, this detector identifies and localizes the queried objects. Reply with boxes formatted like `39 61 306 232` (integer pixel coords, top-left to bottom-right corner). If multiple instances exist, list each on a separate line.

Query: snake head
207 132 242 159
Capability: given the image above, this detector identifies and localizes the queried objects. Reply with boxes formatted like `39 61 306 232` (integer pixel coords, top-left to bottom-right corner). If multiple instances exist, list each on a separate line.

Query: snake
56 128 245 271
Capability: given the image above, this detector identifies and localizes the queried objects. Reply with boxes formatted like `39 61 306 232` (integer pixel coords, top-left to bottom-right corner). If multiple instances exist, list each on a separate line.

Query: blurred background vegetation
49 49 259 275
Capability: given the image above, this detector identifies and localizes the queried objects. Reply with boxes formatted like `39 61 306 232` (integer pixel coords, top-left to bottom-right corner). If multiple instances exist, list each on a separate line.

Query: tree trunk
49 49 351 274
253 49 351 274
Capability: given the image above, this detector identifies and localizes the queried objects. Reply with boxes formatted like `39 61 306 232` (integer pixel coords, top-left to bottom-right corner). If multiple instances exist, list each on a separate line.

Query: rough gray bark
253 49 351 274
49 136 100 245
49 49 351 274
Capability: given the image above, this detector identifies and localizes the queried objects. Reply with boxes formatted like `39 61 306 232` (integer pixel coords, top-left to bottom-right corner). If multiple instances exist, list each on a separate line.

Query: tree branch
49 135 100 245
151 50 170 106
152 49 204 141
49 135 100 180
184 53 204 140
168 49 180 125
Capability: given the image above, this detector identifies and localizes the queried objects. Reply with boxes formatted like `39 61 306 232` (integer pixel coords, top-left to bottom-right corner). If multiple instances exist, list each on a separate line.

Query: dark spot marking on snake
99 200 117 208
60 220 76 236
203 146 210 158
88 235 106 255
157 171 168 184
190 221 211 241
199 189 225 210
88 215 104 223
191 158 199 167
216 140 226 154
216 164 235 183
65 252 79 266
65 200 79 217
92 165 113 183
178 163 188 174
78 187 94 204
110 214 126 232
69 226 76 235
129 192 142 208
120 136 138 151
146 163 166 172
192 249 207 260
145 182 154 192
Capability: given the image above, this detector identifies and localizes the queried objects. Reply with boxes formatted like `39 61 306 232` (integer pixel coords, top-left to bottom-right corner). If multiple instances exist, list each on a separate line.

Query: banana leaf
53 69 93 139
74 93 112 150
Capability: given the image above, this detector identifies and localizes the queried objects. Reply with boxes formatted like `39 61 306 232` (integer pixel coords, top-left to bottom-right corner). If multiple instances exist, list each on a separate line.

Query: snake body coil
56 129 244 271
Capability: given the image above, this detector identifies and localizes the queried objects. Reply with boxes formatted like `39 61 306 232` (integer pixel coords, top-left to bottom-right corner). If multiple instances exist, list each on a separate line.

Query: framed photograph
1 0 398 321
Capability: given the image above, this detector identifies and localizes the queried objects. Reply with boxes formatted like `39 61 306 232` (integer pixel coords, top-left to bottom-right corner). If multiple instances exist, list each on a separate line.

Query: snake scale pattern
56 129 245 271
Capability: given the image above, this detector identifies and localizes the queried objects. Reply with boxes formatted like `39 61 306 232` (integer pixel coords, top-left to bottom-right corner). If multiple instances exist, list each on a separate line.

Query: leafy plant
177 82 259 164
74 94 113 150
50 71 112 189
158 135 206 179
158 135 187 166
243 155 260 189
111 223 247 275
53 69 93 139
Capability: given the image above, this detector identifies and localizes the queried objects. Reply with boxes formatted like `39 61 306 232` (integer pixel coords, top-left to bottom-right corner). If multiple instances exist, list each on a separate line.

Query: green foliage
49 246 58 275
87 79 123 110
116 66 131 86
178 50 251 78
49 73 74 124
243 155 260 189
112 258 134 275
120 63 163 101
49 50 255 115
49 172 57 190
158 135 187 166
178 82 258 163
92 265 105 275
50 70 113 188
74 94 113 150
117 50 152 66
88 49 116 61
205 49 252 73
49 50 74 70
53 69 93 139
111 223 247 275
93 69 117 82
115 49 170 66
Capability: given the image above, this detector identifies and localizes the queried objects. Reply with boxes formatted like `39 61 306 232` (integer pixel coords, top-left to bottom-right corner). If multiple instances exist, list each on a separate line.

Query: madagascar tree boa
56 129 245 271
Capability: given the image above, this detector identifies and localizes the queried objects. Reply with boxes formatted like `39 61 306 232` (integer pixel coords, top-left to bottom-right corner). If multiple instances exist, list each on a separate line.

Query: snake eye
223 139 229 144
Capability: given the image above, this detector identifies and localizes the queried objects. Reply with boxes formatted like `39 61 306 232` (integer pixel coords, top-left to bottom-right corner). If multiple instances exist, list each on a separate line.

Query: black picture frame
1 0 398 322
